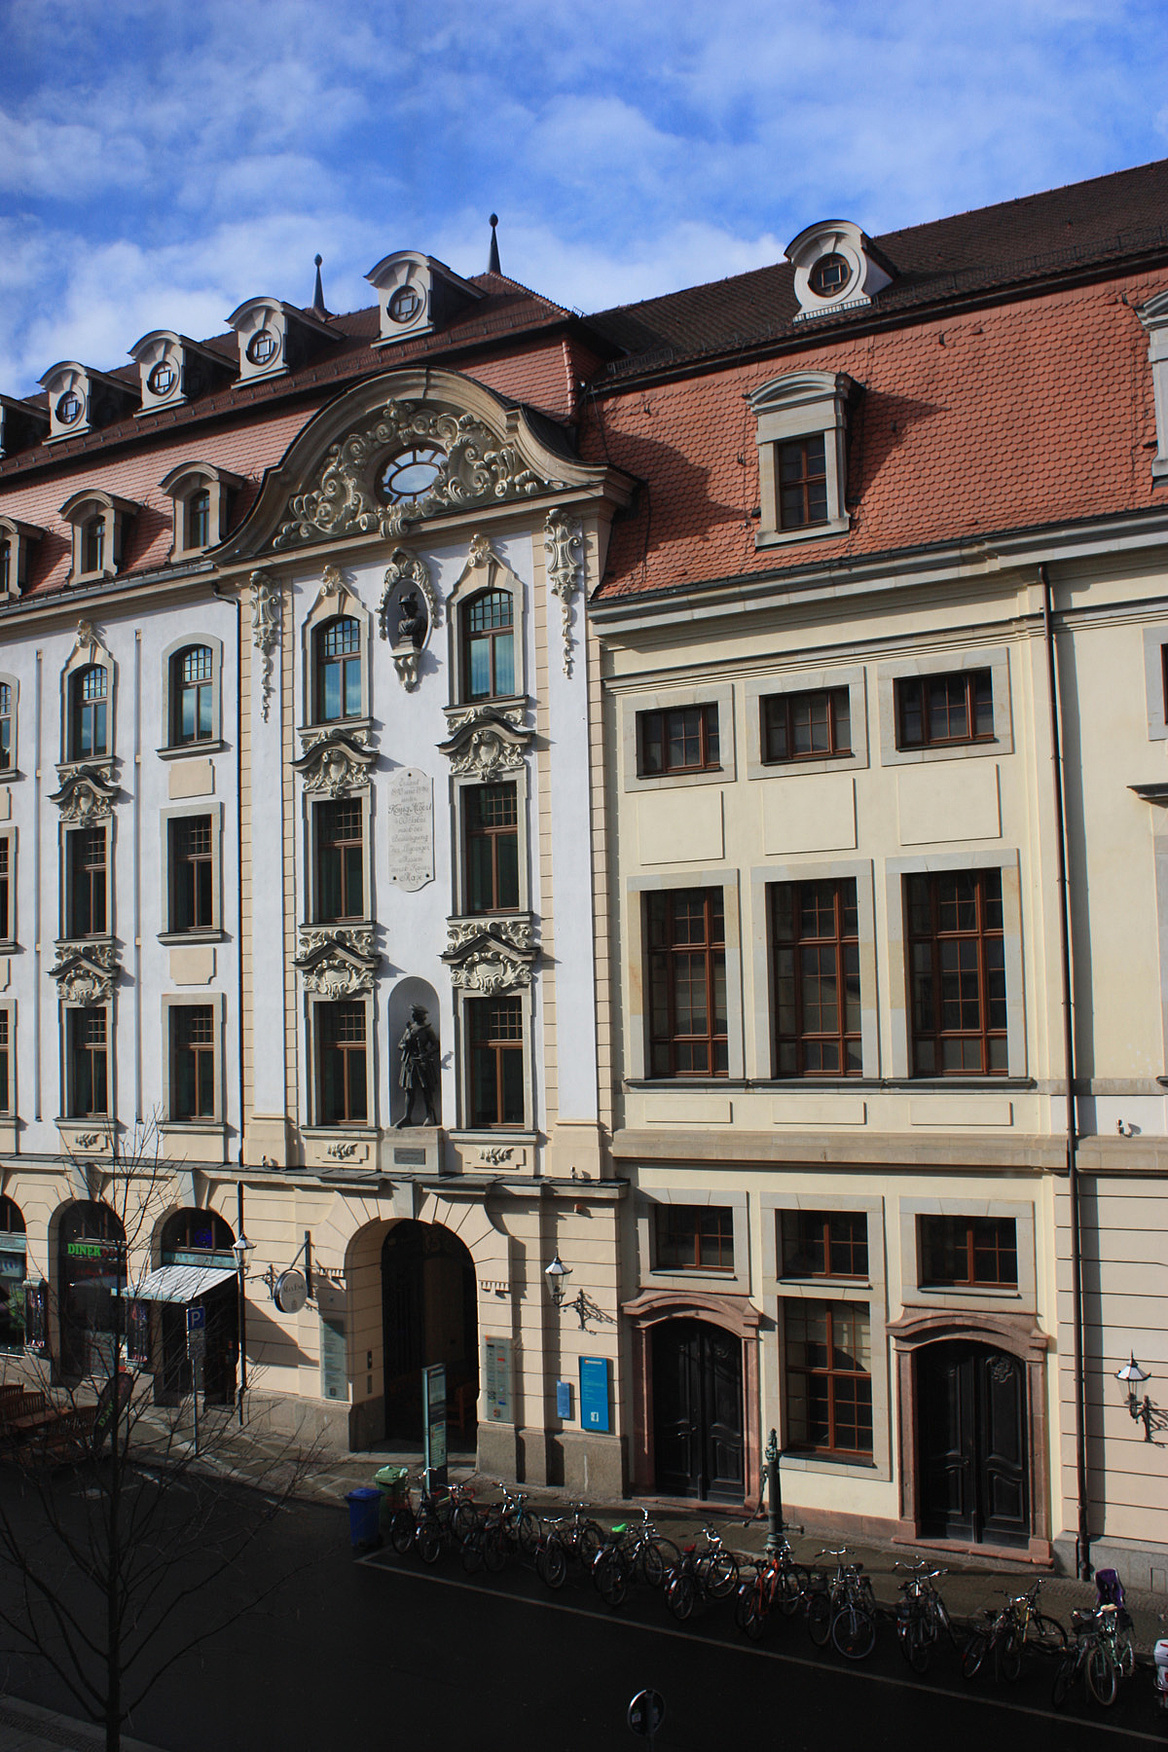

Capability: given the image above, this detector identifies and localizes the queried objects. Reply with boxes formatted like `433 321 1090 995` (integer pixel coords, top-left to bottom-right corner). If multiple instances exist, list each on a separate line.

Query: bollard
764 1427 784 1554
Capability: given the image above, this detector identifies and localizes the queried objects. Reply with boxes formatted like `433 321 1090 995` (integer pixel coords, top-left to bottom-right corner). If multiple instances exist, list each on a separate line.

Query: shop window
171 1005 216 1121
907 869 1006 1075
314 617 363 723
655 1205 734 1271
462 589 515 701
66 828 107 938
67 1007 109 1117
69 665 109 761
784 1300 872 1459
464 783 519 913
468 996 524 1128
919 1215 1018 1288
317 1002 368 1125
780 1210 868 1279
637 704 720 777
314 799 364 922
646 888 727 1078
772 880 861 1077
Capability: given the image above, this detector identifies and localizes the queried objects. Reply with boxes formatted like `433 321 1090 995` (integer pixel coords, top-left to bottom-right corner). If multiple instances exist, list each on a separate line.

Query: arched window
171 646 214 745
463 590 514 701
0 1197 25 1355
315 617 362 722
0 683 11 771
0 1196 25 1235
70 665 108 760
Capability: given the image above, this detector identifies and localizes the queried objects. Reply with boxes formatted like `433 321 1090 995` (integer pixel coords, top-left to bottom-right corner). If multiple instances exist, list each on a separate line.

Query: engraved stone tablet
387 768 434 890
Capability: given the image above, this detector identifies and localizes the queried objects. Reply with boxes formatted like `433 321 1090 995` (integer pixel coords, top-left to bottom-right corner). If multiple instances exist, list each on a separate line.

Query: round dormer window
56 390 82 425
809 253 851 297
247 329 278 366
147 361 177 396
388 284 423 325
381 444 445 504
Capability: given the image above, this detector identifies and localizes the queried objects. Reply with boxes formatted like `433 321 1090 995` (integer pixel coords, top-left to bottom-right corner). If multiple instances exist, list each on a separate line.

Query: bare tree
0 1121 320 1752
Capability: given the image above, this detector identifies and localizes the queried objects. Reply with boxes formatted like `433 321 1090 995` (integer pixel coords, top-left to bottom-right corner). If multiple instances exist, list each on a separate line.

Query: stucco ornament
248 570 281 722
442 917 536 993
50 764 117 823
478 1146 513 1166
274 399 566 550
293 726 376 796
379 548 439 692
73 619 101 656
438 705 532 779
544 508 583 677
51 940 120 1004
294 925 379 996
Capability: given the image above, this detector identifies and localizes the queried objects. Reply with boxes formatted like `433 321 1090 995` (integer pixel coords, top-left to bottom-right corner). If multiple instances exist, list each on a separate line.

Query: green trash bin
373 1464 410 1536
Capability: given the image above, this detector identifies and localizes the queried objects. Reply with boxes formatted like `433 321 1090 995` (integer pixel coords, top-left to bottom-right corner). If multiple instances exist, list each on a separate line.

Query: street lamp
1115 1351 1164 1442
232 1232 254 1428
544 1252 569 1308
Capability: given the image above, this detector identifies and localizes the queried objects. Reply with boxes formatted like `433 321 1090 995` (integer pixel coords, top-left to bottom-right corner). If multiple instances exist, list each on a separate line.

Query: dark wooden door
652 1319 744 1502
917 1342 1029 1547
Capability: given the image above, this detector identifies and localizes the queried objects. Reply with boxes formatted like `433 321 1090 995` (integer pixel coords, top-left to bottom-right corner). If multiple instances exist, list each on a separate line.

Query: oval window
246 329 278 366
388 284 423 324
809 253 850 297
148 361 177 396
381 445 445 504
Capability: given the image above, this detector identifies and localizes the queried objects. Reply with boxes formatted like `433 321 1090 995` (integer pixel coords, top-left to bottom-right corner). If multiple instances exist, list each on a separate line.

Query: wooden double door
652 1319 744 1502
917 1341 1029 1547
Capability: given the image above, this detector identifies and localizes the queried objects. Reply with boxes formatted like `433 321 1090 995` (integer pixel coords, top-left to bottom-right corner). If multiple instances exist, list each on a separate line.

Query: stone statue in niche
396 1005 440 1126
396 590 427 650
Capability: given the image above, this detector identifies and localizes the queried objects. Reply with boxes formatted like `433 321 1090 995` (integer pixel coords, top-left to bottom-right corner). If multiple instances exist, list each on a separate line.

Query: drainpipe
1041 564 1091 1580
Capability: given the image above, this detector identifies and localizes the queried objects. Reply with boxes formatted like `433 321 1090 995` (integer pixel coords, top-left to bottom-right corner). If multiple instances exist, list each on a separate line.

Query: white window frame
158 465 242 561
61 819 112 943
452 767 531 918
305 994 377 1133
748 371 852 548
452 987 534 1137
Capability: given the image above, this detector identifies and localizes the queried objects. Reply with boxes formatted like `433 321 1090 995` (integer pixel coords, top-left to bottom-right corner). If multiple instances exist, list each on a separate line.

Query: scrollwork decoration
544 508 583 677
249 571 281 722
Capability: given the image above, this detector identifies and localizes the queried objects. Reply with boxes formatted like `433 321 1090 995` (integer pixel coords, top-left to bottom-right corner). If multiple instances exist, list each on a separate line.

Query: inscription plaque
387 768 434 891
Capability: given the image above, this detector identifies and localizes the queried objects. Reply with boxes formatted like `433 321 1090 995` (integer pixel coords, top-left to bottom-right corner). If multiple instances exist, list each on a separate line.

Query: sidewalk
0 1698 166 1752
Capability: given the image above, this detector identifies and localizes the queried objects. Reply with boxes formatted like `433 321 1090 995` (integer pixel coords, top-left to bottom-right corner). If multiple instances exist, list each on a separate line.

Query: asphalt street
0 1476 1162 1752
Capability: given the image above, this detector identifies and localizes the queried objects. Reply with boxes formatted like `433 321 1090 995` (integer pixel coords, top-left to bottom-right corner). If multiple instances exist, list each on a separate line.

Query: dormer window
749 371 854 548
1139 291 1168 480
39 363 137 442
147 361 176 397
809 254 849 297
0 394 50 460
364 250 484 346
785 221 894 323
158 462 242 559
130 330 231 414
247 329 277 367
388 285 423 325
0 517 42 595
57 390 83 427
226 297 337 385
59 491 137 584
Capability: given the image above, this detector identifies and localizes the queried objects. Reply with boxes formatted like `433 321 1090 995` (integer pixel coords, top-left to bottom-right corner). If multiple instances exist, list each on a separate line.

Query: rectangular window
464 783 519 913
763 687 851 763
0 1012 10 1114
896 670 993 749
468 996 524 1128
188 490 211 551
784 1300 872 1458
907 869 1006 1075
919 1215 1018 1288
315 800 364 923
0 840 9 941
0 682 11 771
170 816 213 933
655 1205 734 1271
317 1002 367 1125
638 704 720 777
781 1211 868 1279
646 888 728 1078
171 1005 215 1121
67 828 107 938
772 880 861 1077
778 434 828 530
68 1007 108 1117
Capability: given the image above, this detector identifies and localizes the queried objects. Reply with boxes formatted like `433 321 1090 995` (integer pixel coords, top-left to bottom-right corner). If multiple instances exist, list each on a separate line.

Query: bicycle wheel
596 1549 629 1609
482 1524 507 1573
578 1520 604 1565
638 1541 666 1589
778 1565 810 1616
807 1590 833 1648
1029 1612 1067 1656
460 1528 484 1575
833 1604 877 1662
897 1602 929 1674
1086 1644 1118 1707
537 1536 567 1591
703 1550 739 1600
734 1582 767 1641
646 1536 680 1582
517 1512 542 1557
666 1570 696 1622
389 1508 416 1556
1117 1626 1136 1680
1051 1649 1077 1709
962 1626 990 1680
994 1625 1022 1685
451 1501 478 1545
416 1518 443 1565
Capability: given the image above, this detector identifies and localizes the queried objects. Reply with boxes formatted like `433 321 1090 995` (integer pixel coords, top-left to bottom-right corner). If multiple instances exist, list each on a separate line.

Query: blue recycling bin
345 1486 382 1549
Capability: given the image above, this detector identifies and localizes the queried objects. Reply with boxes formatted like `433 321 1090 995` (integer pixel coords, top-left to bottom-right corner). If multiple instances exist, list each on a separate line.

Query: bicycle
541 1501 604 1567
589 1511 679 1608
664 1528 739 1621
734 1539 813 1641
388 1471 477 1564
894 1560 956 1674
962 1578 1065 1683
806 1549 878 1661
1052 1605 1126 1708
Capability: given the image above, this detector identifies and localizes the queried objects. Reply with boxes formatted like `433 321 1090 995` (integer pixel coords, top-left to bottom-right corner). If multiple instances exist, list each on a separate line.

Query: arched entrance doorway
916 1341 1029 1547
155 1209 238 1406
381 1222 477 1444
59 1201 125 1379
651 1319 744 1502
0 1196 26 1354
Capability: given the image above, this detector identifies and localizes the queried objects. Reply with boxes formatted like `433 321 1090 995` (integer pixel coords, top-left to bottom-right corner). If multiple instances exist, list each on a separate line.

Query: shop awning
121 1264 237 1304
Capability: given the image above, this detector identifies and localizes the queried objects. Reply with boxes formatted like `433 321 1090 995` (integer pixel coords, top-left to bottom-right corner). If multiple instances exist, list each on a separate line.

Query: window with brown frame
919 1215 1018 1288
171 1006 215 1121
0 683 11 771
468 996 524 1128
655 1205 734 1271
772 880 861 1077
780 1210 868 1279
896 669 993 749
637 704 720 777
67 828 107 939
464 783 519 913
317 1002 368 1126
67 1007 108 1117
784 1300 872 1458
169 817 213 933
0 840 9 943
0 1012 10 1114
315 799 364 923
907 869 1006 1075
778 434 828 530
762 687 851 763
646 888 728 1078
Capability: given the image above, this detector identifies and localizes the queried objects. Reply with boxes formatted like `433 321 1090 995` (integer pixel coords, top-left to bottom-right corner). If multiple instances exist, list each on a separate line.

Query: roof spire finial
488 214 501 276
311 253 328 318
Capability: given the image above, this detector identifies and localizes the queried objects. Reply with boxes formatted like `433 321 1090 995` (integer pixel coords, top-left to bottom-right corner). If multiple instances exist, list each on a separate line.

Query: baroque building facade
1 162 1168 1581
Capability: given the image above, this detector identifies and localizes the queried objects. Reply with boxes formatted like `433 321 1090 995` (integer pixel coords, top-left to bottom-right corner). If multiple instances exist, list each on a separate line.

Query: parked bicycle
664 1527 739 1621
806 1549 878 1661
894 1559 957 1674
734 1539 813 1641
962 1577 1065 1684
541 1500 604 1567
590 1509 680 1608
388 1470 477 1564
1052 1571 1134 1710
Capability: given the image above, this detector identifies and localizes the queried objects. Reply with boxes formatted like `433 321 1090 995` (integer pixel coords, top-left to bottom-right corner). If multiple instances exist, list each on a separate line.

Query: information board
483 1336 513 1423
320 1314 347 1401
423 1362 447 1487
387 769 434 891
579 1355 611 1433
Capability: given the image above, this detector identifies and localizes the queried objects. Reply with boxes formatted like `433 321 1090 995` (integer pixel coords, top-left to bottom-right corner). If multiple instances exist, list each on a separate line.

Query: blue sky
1 0 1166 395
